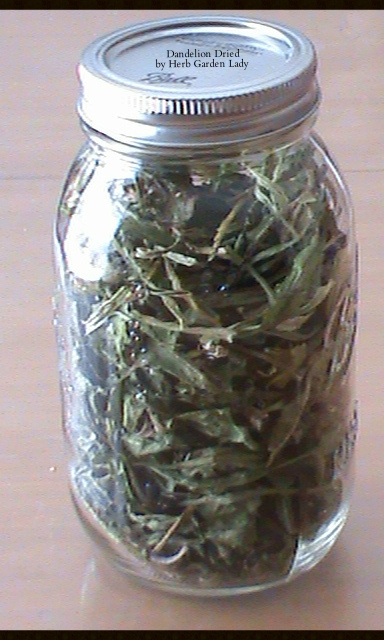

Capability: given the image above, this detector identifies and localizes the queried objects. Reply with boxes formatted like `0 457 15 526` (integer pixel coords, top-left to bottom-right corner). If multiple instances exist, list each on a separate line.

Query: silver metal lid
77 15 320 147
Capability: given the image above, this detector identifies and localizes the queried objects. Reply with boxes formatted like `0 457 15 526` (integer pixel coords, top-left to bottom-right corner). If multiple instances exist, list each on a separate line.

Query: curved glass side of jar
54 133 358 595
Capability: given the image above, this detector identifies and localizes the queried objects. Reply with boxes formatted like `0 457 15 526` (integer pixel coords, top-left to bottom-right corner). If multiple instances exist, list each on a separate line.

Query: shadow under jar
53 15 358 596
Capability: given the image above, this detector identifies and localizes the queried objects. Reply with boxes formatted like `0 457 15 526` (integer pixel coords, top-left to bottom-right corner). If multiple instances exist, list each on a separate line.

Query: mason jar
53 15 358 595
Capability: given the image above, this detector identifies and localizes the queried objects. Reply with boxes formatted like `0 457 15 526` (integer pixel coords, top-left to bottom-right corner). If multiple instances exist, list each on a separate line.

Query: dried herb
58 138 356 589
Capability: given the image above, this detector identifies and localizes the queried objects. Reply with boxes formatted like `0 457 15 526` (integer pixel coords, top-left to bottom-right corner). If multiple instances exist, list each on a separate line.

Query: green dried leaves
64 140 356 589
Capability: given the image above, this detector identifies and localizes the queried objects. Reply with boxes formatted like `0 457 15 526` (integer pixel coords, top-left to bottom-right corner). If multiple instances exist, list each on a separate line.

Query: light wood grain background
1 10 384 630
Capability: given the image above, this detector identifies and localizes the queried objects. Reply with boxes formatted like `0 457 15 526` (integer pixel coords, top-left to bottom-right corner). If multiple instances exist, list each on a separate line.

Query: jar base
71 484 349 597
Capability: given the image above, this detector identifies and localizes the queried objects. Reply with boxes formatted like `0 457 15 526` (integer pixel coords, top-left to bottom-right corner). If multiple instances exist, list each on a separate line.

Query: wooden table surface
1 9 384 631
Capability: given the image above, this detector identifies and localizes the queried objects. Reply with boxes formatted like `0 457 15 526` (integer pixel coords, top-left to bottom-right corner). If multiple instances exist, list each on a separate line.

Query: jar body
54 130 357 595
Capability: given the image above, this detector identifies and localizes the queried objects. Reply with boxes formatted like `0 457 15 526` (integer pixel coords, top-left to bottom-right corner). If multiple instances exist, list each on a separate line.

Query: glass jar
54 15 358 596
